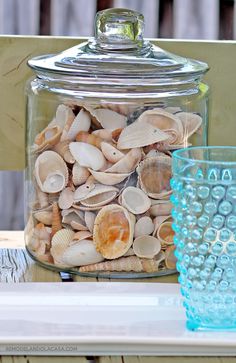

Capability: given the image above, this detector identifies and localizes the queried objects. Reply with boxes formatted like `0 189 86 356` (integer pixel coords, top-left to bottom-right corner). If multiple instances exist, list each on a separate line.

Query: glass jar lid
28 8 209 86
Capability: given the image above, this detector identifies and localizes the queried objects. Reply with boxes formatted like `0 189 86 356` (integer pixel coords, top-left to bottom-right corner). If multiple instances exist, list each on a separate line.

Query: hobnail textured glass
171 146 236 331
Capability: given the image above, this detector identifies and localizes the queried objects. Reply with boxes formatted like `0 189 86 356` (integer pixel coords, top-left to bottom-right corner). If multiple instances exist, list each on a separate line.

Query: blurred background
0 0 235 230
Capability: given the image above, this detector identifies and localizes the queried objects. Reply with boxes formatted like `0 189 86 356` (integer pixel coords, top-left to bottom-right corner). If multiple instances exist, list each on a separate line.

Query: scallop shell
84 211 96 233
121 186 151 215
58 187 74 210
60 240 104 267
61 108 91 141
91 108 127 130
76 131 102 149
165 245 177 270
51 202 62 237
105 148 142 174
117 121 168 149
79 256 160 272
133 235 161 259
33 125 62 153
93 204 135 259
50 229 75 265
134 216 154 237
69 142 106 171
89 169 130 186
137 156 172 199
35 150 69 193
157 221 174 246
177 112 202 140
101 142 125 163
78 184 119 208
72 163 90 186
149 200 173 217
72 230 93 242
33 205 53 225
53 140 75 164
61 208 87 231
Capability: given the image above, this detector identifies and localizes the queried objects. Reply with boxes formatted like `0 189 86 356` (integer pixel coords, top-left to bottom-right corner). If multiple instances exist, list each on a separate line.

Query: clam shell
101 142 125 163
69 142 106 171
53 140 75 164
117 121 168 149
33 125 62 153
89 169 130 186
72 231 93 241
79 184 119 208
61 108 91 141
157 221 174 246
33 205 53 225
177 112 202 140
51 202 62 237
133 235 161 259
105 148 142 174
137 156 172 199
153 215 172 237
91 108 127 130
74 183 96 202
93 204 135 259
60 240 104 267
121 186 151 215
50 229 75 265
84 211 96 233
55 104 74 129
76 131 102 149
134 216 154 237
72 163 90 186
92 129 113 142
165 245 177 270
35 150 69 193
58 187 74 210
149 200 173 217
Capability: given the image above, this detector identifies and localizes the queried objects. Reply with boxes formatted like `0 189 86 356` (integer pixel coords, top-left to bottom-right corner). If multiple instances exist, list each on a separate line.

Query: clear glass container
25 8 209 278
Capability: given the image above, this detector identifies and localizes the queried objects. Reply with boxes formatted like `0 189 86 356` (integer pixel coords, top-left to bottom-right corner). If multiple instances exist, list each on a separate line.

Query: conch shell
35 150 68 193
93 204 135 259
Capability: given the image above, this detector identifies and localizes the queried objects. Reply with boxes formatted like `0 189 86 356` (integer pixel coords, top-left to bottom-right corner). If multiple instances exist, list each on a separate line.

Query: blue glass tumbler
171 146 236 331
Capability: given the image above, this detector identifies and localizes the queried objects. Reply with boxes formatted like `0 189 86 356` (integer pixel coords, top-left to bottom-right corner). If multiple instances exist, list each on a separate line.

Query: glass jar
25 8 209 278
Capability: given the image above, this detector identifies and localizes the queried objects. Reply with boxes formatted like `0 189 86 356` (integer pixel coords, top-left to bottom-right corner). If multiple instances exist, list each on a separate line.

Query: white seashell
121 186 151 215
117 121 168 150
35 150 68 193
50 229 75 265
33 205 53 225
78 184 119 208
149 200 173 217
69 142 106 171
35 186 49 208
105 148 142 174
92 129 113 142
133 235 161 259
53 141 75 164
84 211 96 233
92 108 127 130
61 208 87 230
101 142 125 163
60 240 104 267
58 187 74 209
66 109 91 141
134 216 154 237
89 169 130 186
72 162 90 186
74 183 95 202
55 104 74 129
72 230 93 242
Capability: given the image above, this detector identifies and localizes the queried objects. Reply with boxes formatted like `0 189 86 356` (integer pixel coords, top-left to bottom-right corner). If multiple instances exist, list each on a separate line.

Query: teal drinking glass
171 146 236 331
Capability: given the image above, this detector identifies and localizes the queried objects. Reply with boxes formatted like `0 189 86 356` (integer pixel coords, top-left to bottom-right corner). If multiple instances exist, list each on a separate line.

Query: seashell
78 184 119 208
35 186 49 208
176 112 202 140
117 121 168 150
69 142 106 171
100 103 133 116
121 186 151 215
33 205 53 225
165 245 177 270
153 215 172 237
111 128 123 143
72 231 92 242
51 202 62 237
137 156 172 199
58 187 74 210
53 140 75 164
35 150 69 193
91 108 127 130
144 149 170 159
149 200 173 217
74 182 95 202
79 255 161 272
66 109 91 140
93 204 135 259
33 222 51 242
123 247 135 257
164 106 182 114
72 162 90 186
50 229 75 265
33 125 62 153
55 104 75 130
101 142 125 163
89 169 130 186
92 129 113 142
133 235 161 259
84 211 96 233
105 148 142 174
134 216 154 237
76 131 102 149
157 221 174 246
61 208 87 231
60 240 104 267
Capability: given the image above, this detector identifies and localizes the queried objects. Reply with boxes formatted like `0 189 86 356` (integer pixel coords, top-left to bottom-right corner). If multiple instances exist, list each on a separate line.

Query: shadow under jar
25 8 209 278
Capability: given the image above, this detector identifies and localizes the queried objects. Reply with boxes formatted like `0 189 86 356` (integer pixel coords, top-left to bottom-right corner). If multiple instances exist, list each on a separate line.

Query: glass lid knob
95 8 144 50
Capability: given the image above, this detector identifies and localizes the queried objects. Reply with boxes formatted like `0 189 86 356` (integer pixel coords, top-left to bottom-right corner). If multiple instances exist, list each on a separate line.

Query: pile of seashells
26 103 202 275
